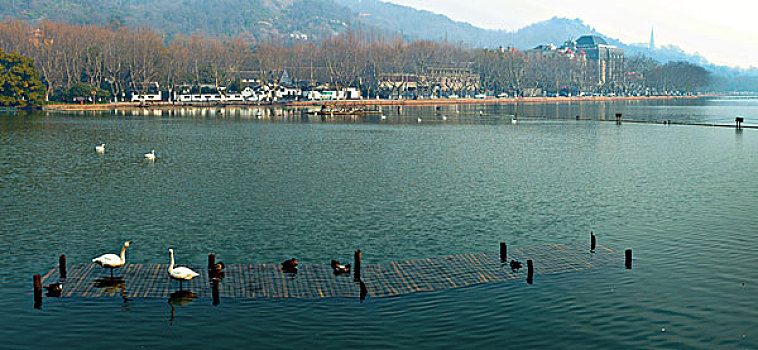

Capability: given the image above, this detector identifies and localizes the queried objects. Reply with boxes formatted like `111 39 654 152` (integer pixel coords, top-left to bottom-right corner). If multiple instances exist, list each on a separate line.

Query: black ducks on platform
44 282 63 297
210 262 226 278
281 258 298 273
331 260 351 274
509 259 523 270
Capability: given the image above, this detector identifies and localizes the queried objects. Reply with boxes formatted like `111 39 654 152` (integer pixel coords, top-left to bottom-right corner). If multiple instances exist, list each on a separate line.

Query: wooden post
576 115 580 120
33 274 42 309
590 232 596 252
736 117 744 130
211 278 220 306
625 249 633 269
359 280 368 300
500 242 507 261
208 253 216 274
616 113 622 124
354 249 362 282
526 260 534 284
59 254 67 279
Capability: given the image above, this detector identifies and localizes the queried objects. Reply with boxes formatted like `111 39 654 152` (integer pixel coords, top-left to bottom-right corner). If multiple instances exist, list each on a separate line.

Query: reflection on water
93 278 131 304
211 278 220 306
93 277 125 288
168 291 197 326
38 96 757 127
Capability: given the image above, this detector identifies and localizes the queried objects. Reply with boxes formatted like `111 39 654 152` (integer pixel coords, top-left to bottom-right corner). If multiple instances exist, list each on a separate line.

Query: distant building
378 66 479 98
306 87 360 101
572 35 624 87
278 69 292 85
524 35 624 91
525 42 580 59
422 66 479 96
524 43 558 58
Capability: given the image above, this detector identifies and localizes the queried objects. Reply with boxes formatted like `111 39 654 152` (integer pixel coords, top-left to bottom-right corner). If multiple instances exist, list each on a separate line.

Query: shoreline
42 94 710 112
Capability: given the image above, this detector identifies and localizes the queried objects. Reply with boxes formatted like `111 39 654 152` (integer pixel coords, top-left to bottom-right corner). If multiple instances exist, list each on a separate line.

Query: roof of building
576 35 608 48
530 43 557 51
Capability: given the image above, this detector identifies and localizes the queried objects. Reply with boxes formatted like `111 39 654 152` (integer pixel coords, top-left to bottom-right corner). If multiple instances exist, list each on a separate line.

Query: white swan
511 117 518 124
92 241 131 278
417 117 422 123
95 144 105 153
168 249 199 290
381 114 387 120
442 115 447 121
145 149 156 160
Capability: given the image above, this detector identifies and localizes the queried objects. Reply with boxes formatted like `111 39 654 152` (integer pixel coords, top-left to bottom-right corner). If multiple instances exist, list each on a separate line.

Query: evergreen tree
0 49 46 107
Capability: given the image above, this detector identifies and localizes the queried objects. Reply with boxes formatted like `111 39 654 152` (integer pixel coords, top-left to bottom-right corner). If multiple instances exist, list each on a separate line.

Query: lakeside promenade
42 95 707 112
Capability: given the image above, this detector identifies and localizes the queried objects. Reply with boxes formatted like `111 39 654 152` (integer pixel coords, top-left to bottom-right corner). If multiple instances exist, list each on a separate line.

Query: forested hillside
1 0 359 42
0 0 615 49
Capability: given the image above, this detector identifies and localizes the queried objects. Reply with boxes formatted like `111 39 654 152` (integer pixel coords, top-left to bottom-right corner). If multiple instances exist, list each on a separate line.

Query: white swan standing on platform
145 149 156 160
95 144 106 153
92 241 131 278
168 249 199 290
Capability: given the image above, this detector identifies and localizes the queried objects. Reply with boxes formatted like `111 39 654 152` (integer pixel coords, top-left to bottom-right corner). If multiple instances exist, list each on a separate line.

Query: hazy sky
386 0 758 68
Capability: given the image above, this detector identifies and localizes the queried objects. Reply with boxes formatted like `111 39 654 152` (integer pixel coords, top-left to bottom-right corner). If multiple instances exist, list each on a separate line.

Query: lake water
1 97 756 348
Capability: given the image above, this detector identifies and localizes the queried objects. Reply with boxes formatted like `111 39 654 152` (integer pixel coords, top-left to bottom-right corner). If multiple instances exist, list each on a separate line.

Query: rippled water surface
1 97 757 349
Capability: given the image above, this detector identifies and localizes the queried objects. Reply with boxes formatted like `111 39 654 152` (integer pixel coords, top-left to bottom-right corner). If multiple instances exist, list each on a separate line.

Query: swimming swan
145 149 156 160
92 241 131 278
95 144 105 153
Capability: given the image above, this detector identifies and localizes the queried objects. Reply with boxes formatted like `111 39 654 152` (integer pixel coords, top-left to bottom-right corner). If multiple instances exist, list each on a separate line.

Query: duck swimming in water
509 259 523 270
331 260 351 274
281 258 298 273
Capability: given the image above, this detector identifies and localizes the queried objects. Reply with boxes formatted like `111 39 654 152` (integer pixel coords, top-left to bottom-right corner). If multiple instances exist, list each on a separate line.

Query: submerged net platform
40 242 620 300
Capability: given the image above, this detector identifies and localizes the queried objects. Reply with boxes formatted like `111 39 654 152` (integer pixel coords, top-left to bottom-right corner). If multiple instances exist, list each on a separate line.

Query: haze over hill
1 0 754 77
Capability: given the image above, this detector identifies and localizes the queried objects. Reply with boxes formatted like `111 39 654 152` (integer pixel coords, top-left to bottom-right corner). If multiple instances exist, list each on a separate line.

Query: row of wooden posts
616 112 746 130
498 232 633 282
33 233 632 307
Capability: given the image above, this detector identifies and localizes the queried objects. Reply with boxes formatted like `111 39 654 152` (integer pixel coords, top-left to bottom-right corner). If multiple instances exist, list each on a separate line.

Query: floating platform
40 242 619 300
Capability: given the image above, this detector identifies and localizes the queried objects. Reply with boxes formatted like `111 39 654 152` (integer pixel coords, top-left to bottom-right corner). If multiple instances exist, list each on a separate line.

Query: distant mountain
334 0 605 48
335 1 756 76
1 0 752 75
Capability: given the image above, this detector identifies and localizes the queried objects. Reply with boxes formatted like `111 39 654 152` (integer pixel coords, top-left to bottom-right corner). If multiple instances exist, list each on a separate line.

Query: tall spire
649 26 655 50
